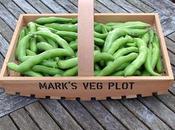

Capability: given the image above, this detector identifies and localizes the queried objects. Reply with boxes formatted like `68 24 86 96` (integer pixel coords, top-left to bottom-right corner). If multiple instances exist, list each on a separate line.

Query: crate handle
78 0 94 76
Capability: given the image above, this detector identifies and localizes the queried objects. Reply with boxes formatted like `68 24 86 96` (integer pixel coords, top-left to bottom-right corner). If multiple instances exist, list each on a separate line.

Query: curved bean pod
8 49 71 73
124 38 148 76
98 53 138 76
23 71 43 77
28 22 37 52
103 28 147 52
34 31 74 55
32 65 63 76
35 17 77 24
58 57 77 69
16 34 33 61
63 66 78 76
113 47 138 58
108 35 133 54
45 23 77 32
37 42 54 51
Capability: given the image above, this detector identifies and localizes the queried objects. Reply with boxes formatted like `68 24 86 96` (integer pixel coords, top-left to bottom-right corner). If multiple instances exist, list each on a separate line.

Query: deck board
0 0 175 130
121 99 171 130
25 102 61 130
41 100 83 130
101 100 149 130
10 108 40 130
0 116 18 130
27 0 53 13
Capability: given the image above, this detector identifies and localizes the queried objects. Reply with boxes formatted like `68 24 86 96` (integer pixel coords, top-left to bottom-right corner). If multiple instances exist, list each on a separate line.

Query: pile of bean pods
8 17 164 77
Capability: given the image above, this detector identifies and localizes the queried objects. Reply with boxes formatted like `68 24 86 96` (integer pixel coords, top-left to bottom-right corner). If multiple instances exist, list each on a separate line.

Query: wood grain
10 108 40 130
101 100 149 130
41 100 82 130
0 116 18 130
27 0 53 13
60 100 104 130
121 99 171 130
40 0 67 13
25 102 61 130
0 0 24 18
138 96 175 129
81 100 127 130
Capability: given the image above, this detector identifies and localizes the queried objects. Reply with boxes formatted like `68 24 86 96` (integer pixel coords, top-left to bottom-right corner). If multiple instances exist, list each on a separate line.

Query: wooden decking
0 0 175 130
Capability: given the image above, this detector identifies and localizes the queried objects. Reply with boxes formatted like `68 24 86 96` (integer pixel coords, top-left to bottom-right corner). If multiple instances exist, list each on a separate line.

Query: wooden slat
165 37 175 53
60 100 104 130
156 93 175 113
169 83 175 94
111 0 142 13
0 3 16 29
101 100 149 130
0 18 13 42
13 0 38 13
40 0 67 13
0 0 24 18
167 32 175 42
81 101 127 130
68 0 99 13
0 53 4 70
142 0 175 15
161 17 175 36
168 51 175 66
97 0 127 12
121 99 171 130
10 108 40 130
0 116 18 130
55 0 78 13
0 93 36 117
25 102 61 130
27 0 53 13
0 34 9 56
41 100 82 130
142 0 175 36
138 96 175 129
94 1 113 13
126 0 155 12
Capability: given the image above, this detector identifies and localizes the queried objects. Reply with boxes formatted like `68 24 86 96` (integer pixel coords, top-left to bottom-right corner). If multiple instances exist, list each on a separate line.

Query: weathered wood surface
0 0 174 130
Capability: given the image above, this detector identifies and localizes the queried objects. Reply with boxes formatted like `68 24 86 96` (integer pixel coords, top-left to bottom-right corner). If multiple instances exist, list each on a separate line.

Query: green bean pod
35 17 77 24
112 21 150 29
108 35 133 54
156 56 164 73
8 49 72 73
28 22 37 52
98 53 138 76
34 31 74 55
124 38 148 76
94 32 107 39
69 40 77 51
16 34 33 61
103 28 147 52
26 49 36 56
32 65 63 76
41 60 58 68
23 71 43 77
63 66 78 76
37 42 54 51
56 31 77 40
113 47 138 58
94 51 114 62
46 38 58 48
58 57 77 69
18 27 27 41
45 23 77 32
152 34 160 69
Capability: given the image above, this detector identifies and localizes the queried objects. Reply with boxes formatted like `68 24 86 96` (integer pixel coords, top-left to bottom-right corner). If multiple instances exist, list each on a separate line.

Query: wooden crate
0 13 174 100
